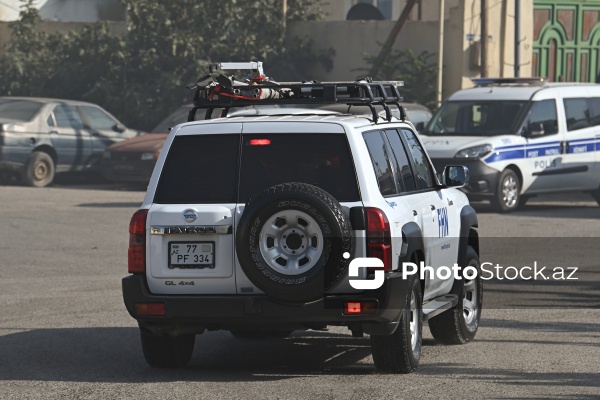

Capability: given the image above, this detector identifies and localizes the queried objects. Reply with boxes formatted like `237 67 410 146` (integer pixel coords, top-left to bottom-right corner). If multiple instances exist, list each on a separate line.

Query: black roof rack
187 61 406 123
471 77 546 87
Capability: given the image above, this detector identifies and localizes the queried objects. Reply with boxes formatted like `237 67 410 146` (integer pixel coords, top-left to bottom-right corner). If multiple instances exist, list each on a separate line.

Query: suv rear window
154 135 240 204
155 133 360 204
239 133 360 202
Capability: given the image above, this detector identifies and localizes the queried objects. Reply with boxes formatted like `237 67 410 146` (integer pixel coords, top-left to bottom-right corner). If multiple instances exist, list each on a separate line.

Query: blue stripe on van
484 137 600 162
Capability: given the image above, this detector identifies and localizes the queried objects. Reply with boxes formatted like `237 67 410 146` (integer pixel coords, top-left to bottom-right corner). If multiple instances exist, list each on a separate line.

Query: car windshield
423 100 528 136
0 99 44 122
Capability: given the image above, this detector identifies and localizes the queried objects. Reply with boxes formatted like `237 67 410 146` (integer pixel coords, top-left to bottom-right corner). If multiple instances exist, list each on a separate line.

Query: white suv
122 62 482 373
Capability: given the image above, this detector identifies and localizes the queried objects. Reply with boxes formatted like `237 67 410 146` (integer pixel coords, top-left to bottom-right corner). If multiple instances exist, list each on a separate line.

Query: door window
53 104 84 129
564 98 591 131
401 129 436 190
384 129 417 193
80 106 119 130
522 99 558 135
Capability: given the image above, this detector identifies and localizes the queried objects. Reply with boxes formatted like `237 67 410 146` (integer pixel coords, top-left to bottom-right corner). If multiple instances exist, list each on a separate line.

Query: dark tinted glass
0 99 43 121
239 134 360 202
362 130 397 196
524 99 558 135
588 98 600 126
154 135 239 204
401 129 435 190
384 129 417 192
424 100 528 136
564 98 591 131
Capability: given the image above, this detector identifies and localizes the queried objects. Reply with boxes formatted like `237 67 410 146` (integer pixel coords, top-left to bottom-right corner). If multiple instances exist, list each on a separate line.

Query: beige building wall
291 0 534 102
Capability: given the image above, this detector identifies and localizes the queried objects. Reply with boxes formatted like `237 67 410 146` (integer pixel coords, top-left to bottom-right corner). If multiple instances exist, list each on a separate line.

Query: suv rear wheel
370 274 422 373
236 182 352 303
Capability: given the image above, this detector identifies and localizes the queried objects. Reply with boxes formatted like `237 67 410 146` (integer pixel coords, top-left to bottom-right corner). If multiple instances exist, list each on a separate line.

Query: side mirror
113 123 126 133
415 122 425 132
442 165 469 188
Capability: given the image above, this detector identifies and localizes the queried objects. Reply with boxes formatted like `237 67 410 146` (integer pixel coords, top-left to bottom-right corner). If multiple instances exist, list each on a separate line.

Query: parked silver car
0 97 141 187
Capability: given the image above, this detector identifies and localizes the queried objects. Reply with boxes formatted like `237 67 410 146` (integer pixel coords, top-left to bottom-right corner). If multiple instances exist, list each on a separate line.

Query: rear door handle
430 205 436 211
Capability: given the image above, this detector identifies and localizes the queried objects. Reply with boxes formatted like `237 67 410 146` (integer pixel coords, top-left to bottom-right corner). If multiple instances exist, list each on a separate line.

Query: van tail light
128 209 148 274
365 207 392 271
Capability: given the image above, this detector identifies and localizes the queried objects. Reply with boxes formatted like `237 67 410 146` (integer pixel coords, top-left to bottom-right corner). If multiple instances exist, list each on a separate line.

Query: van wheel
428 246 482 344
236 182 352 303
140 329 195 368
491 169 520 212
21 151 55 187
370 274 422 373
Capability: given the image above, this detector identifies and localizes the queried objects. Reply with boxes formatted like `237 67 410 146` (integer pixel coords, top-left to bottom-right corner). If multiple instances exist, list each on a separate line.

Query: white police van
421 78 600 212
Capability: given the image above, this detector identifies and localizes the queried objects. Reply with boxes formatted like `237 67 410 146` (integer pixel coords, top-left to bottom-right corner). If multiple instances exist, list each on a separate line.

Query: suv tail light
365 207 392 271
128 209 148 274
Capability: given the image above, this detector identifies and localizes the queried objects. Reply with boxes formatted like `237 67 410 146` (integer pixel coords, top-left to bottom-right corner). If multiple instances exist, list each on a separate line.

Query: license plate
168 242 215 269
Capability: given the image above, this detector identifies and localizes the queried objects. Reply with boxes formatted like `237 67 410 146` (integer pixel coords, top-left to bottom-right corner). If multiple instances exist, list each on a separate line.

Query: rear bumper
122 273 410 335
432 158 501 199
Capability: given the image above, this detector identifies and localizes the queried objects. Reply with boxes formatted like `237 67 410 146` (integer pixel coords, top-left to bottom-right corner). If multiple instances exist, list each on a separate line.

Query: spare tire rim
259 209 324 276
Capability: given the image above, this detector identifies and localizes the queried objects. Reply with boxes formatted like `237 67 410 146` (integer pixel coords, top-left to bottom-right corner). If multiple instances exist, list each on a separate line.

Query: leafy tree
363 48 438 110
0 0 330 130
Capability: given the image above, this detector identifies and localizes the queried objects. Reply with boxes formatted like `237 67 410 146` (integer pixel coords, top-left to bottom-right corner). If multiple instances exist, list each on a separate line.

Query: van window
522 99 558 136
589 98 600 126
424 100 528 136
564 98 591 131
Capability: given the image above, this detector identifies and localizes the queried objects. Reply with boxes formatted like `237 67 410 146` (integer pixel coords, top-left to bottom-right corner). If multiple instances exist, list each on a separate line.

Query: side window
384 129 417 193
46 114 56 128
564 98 591 131
589 98 600 126
401 129 435 190
523 99 558 135
362 130 397 196
80 106 119 130
53 105 84 129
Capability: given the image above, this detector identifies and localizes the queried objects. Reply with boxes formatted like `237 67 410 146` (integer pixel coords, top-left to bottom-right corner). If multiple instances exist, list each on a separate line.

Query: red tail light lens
249 139 271 146
365 207 392 271
128 209 148 274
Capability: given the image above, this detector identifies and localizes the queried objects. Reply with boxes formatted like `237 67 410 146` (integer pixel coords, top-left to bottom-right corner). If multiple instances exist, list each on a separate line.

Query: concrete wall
289 0 534 102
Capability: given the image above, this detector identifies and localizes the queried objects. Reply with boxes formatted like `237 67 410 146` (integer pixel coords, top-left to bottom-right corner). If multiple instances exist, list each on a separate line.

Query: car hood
419 135 494 158
107 133 168 152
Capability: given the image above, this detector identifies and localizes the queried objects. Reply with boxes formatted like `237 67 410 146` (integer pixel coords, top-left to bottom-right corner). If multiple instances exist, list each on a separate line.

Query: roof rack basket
187 62 405 123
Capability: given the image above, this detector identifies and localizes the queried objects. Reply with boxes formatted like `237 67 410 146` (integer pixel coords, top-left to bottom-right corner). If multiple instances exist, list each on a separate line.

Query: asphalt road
0 182 599 399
